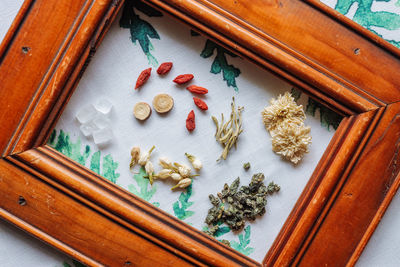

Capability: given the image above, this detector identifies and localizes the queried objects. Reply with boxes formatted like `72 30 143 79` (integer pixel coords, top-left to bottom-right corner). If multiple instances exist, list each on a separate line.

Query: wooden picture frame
1 0 400 266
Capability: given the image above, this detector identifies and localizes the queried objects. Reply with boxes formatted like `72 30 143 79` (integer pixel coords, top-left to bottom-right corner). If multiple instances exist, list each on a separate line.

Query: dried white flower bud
178 164 191 178
145 160 155 185
185 153 202 171
145 161 154 174
171 173 182 182
138 145 155 166
261 92 305 131
159 157 173 169
130 147 140 169
156 169 172 179
271 121 312 164
138 152 149 166
171 178 192 190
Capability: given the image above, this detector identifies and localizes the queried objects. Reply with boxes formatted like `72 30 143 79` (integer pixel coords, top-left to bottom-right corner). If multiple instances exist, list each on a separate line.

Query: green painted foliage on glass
230 225 255 256
335 0 400 48
173 184 195 220
119 0 162 66
48 130 120 184
200 39 241 91
128 167 159 206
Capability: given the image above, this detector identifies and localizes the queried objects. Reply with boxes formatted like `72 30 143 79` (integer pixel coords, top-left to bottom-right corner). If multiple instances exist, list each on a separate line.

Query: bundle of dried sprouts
212 97 244 161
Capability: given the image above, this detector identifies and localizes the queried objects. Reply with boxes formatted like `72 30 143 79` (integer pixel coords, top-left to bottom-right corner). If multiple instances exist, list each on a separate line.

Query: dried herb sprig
142 156 201 190
212 97 244 161
205 173 280 232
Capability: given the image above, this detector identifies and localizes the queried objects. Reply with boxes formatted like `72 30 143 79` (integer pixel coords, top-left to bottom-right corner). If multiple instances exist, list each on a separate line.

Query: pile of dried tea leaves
205 173 280 232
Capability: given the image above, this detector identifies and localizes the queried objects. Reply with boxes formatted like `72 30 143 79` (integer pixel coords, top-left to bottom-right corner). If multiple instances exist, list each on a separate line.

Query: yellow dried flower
271 121 312 164
261 92 305 131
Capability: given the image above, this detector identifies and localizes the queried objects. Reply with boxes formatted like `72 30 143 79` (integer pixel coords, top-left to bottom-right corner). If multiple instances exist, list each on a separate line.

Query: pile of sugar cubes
76 99 113 146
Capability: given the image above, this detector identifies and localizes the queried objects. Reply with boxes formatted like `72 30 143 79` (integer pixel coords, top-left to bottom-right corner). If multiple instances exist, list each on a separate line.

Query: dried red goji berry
186 110 195 132
173 74 194 84
135 68 152 89
193 97 208 110
157 62 173 75
186 85 208 94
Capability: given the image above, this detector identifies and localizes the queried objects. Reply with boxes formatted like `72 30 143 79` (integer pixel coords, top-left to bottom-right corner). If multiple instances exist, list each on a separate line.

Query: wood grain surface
11 146 260 267
0 0 400 266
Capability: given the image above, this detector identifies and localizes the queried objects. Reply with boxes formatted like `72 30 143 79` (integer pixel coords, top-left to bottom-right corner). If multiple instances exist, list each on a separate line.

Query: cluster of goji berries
135 62 174 89
134 62 209 132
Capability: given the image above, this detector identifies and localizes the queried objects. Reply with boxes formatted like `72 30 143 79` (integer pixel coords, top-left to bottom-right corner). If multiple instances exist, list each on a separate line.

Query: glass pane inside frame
48 2 341 262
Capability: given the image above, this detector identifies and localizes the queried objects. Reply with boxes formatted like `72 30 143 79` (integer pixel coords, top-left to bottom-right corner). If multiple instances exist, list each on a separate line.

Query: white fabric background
0 0 398 266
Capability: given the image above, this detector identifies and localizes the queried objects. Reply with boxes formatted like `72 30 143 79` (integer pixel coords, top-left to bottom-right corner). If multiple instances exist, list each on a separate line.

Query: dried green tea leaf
204 173 280 232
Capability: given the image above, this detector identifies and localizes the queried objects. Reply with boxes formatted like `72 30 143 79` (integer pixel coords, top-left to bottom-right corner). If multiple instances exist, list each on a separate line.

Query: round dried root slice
133 102 152 120
153 94 174 113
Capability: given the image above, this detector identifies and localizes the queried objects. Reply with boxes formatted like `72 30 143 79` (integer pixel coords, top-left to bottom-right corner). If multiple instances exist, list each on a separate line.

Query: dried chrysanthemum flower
261 92 305 131
271 121 312 164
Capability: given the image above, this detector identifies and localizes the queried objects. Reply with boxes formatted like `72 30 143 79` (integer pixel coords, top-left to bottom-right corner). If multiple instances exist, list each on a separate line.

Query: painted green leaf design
102 155 120 184
173 183 195 220
50 130 90 166
291 88 342 131
48 130 120 184
214 225 231 237
119 0 162 66
203 221 231 238
306 97 342 131
230 225 255 256
335 0 400 48
128 167 158 205
90 151 101 175
200 39 241 91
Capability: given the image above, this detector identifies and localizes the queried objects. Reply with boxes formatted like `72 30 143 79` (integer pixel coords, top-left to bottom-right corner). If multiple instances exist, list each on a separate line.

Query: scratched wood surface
0 0 400 266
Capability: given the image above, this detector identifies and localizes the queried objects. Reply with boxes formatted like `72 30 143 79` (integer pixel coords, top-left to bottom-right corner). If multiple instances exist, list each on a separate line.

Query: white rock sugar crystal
93 116 111 129
80 122 98 137
94 99 113 116
76 105 98 124
93 127 113 145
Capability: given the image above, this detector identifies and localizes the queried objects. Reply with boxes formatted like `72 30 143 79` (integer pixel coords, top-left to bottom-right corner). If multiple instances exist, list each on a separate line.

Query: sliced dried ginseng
133 102 152 120
153 93 174 113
